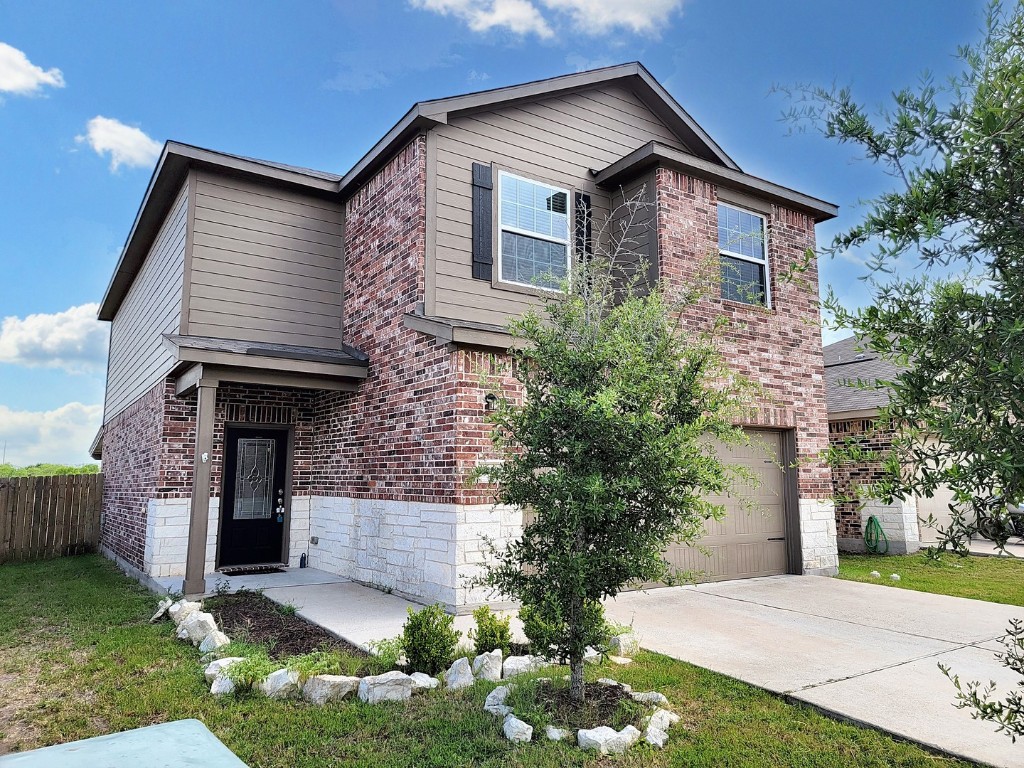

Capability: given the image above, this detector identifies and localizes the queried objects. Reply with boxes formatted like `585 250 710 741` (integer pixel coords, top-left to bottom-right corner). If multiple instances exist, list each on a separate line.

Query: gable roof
824 336 905 415
96 63 788 321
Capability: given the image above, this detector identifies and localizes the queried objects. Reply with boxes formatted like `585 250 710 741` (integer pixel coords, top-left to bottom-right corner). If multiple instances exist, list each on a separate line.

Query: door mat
217 565 286 576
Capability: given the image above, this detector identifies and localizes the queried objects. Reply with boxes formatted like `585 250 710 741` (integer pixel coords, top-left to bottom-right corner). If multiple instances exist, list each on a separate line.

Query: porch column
183 381 217 596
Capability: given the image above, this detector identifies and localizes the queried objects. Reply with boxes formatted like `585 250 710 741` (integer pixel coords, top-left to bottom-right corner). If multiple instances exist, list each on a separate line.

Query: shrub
366 636 404 675
469 605 512 656
402 603 461 675
225 653 278 690
287 650 364 682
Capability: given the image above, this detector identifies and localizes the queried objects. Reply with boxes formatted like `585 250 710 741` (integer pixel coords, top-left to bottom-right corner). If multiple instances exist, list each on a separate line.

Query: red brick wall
159 382 317 500
829 417 895 538
312 135 467 502
655 168 832 499
99 381 166 568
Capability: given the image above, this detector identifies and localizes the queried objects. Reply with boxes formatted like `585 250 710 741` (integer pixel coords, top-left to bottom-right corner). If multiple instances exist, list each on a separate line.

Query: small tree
780 1 1024 735
472 193 748 703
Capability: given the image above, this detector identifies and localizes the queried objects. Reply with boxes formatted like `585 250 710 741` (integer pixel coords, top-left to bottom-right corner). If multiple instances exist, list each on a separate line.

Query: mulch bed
205 590 368 660
533 680 639 730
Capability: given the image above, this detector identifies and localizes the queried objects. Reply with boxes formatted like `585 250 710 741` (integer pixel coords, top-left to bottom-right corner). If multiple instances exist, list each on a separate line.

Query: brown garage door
661 429 789 583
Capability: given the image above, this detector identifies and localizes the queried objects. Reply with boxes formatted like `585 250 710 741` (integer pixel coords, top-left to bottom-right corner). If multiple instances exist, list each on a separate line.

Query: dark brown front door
218 426 289 567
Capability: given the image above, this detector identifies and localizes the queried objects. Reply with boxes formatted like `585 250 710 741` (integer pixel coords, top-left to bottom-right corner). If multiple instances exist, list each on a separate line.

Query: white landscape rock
869 570 882 578
409 672 440 692
631 690 669 707
204 657 245 684
445 657 475 690
582 647 601 664
502 655 545 679
181 612 219 646
210 673 236 696
891 573 901 582
198 630 230 654
358 671 415 704
472 649 503 682
503 714 533 743
609 632 640 656
260 668 301 699
150 597 174 623
646 708 680 732
644 725 668 748
302 674 361 704
484 684 513 717
168 600 202 626
544 725 572 742
608 655 633 666
577 725 642 755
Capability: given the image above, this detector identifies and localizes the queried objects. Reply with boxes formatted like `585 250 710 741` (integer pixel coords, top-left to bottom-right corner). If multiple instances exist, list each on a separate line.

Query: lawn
0 556 968 767
839 551 1024 606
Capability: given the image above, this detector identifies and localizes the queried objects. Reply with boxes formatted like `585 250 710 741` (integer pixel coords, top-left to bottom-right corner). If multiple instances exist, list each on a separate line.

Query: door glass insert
233 437 275 520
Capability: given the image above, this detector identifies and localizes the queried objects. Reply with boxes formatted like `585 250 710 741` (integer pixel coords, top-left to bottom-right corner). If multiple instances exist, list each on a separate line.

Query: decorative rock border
156 595 663 751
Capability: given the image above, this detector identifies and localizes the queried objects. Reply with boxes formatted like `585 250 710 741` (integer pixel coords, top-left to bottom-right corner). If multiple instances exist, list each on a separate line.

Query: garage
660 429 791 583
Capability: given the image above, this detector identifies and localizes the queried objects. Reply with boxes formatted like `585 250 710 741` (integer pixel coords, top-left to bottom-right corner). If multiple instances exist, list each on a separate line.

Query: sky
0 0 988 466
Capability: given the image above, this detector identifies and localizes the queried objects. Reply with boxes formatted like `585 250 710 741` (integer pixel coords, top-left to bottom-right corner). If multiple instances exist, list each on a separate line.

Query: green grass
839 551 1024 606
0 555 968 767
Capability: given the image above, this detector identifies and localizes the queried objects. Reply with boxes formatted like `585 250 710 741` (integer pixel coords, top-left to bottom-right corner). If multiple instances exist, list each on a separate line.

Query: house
92 63 840 610
825 335 956 552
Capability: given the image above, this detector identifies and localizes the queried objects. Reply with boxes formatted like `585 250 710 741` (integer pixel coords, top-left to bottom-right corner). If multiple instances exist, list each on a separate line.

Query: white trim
717 202 772 309
497 170 571 291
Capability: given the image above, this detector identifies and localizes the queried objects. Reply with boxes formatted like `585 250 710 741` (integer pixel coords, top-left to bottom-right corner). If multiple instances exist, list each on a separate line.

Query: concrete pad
969 539 1024 558
796 645 1021 768
154 566 347 595
606 575 1024 767
696 575 1022 644
604 586 959 692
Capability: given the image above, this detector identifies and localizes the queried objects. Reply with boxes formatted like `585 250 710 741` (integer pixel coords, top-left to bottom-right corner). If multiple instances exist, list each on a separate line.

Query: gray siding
187 171 344 348
610 169 658 294
104 182 187 422
431 83 689 325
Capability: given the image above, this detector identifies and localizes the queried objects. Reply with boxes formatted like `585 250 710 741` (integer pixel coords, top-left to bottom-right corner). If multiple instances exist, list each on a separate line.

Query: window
498 171 570 290
718 202 769 306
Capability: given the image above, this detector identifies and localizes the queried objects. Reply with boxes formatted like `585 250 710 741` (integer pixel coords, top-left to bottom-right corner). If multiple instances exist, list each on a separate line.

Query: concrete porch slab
153 566 348 596
261 581 525 650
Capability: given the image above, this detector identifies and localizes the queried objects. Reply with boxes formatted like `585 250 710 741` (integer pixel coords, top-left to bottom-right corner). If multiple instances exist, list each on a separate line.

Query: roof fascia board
597 141 839 222
828 407 882 421
175 346 369 380
338 108 446 195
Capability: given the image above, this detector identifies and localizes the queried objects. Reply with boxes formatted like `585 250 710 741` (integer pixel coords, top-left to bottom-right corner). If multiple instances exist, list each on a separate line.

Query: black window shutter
574 192 592 259
471 163 493 281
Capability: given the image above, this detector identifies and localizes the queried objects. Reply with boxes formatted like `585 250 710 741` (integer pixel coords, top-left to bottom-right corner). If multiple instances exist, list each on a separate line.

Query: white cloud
565 53 615 72
542 0 683 35
0 42 65 96
410 0 554 38
0 303 108 374
0 402 102 467
409 0 683 37
76 116 162 172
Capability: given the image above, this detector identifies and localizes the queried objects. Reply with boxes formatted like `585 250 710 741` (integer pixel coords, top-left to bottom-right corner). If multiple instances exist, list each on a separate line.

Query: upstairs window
498 171 570 291
718 202 769 306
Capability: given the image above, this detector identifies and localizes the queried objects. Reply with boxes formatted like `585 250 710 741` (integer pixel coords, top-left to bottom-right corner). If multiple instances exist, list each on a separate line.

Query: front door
218 426 289 567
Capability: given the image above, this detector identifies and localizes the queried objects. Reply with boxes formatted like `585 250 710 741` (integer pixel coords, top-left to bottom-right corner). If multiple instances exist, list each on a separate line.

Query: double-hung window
718 202 769 306
498 171 570 291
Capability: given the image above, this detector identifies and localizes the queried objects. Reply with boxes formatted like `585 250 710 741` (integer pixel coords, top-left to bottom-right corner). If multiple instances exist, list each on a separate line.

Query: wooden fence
0 474 103 563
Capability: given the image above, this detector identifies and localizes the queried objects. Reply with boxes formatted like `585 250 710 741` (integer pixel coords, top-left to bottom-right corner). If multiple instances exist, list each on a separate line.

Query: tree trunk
569 655 585 703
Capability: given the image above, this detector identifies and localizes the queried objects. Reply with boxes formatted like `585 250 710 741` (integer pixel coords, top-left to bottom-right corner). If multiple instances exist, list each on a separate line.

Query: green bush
402 603 461 675
366 636 404 675
225 653 278 690
469 605 512 656
520 597 605 659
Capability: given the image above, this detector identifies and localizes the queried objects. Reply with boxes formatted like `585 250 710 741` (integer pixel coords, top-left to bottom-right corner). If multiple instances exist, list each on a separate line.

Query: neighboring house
92 63 840 610
825 336 955 553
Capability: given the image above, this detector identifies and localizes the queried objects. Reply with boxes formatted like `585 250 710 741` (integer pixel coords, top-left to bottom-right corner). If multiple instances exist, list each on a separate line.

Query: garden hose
864 515 889 555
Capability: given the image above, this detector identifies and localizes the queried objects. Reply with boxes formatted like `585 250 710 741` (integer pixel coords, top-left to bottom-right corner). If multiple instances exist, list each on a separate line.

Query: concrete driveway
604 576 1023 768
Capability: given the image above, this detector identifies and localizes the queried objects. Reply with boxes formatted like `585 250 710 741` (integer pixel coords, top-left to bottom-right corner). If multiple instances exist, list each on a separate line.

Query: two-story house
92 63 839 609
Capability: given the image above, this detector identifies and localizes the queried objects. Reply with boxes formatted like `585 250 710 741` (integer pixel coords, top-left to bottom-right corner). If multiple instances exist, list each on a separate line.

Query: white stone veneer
142 495 312 578
799 498 839 576
307 497 521 612
838 497 921 555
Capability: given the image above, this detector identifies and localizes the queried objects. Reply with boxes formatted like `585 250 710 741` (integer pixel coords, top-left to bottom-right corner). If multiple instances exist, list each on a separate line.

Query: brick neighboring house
92 63 840 609
825 336 956 553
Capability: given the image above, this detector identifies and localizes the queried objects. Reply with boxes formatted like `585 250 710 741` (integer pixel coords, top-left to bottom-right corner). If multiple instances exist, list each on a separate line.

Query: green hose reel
864 515 889 555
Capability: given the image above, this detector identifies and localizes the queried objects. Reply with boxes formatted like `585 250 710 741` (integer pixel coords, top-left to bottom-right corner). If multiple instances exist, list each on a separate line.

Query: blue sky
0 0 986 465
